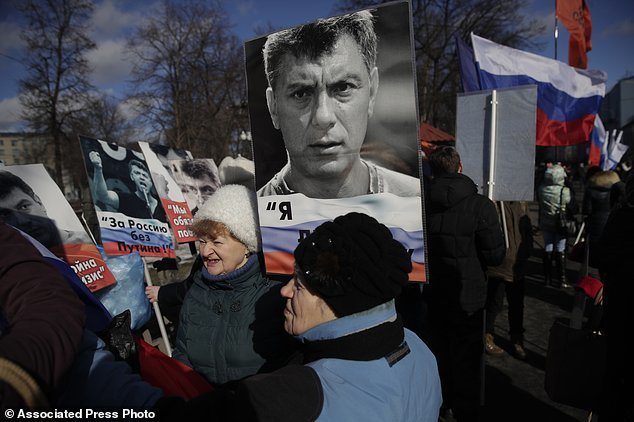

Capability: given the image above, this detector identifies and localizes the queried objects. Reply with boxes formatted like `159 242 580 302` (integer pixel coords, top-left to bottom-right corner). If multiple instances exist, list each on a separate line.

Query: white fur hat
193 184 261 253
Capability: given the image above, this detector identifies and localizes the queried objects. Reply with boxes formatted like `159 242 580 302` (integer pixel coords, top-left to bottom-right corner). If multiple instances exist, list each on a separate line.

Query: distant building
0 132 53 167
0 132 79 203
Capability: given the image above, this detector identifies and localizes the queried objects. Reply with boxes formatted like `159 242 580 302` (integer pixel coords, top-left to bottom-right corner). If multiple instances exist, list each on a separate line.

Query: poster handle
142 258 172 357
499 202 510 249
487 89 498 200
80 213 98 246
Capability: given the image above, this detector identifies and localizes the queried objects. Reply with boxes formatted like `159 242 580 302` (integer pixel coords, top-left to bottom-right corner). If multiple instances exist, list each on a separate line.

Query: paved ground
482 256 589 421
481 201 590 422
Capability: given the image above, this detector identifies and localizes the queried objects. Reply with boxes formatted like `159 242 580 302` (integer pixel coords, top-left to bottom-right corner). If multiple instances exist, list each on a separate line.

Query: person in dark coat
171 185 294 385
0 223 163 411
583 170 620 270
0 223 85 410
595 173 634 421
422 146 506 422
484 201 533 360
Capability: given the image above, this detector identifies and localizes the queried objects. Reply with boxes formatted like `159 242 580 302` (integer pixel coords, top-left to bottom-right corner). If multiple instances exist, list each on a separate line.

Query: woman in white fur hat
170 184 294 385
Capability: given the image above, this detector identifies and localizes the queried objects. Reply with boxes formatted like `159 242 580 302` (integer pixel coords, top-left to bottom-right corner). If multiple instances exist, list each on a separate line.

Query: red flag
556 0 592 69
135 336 213 399
583 1 592 52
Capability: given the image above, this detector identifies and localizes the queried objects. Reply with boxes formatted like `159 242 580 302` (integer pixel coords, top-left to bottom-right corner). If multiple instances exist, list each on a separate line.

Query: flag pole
487 89 498 200
554 1 560 163
554 15 559 61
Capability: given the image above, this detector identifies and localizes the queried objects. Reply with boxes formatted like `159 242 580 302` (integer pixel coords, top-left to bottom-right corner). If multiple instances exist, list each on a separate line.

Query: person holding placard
171 185 293 385
156 212 441 422
423 146 505 422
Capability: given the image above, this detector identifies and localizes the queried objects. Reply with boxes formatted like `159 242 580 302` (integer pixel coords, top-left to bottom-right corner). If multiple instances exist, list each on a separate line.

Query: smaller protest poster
139 142 196 243
0 164 116 291
79 136 175 258
168 159 221 215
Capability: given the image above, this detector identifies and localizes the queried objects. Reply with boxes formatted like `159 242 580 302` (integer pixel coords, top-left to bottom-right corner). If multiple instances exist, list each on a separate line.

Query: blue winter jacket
157 301 442 422
300 301 442 422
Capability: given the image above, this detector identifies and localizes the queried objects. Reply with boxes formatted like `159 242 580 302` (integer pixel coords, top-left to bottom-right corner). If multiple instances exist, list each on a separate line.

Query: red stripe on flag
264 251 295 275
264 252 428 283
409 262 427 283
588 141 601 167
536 108 594 146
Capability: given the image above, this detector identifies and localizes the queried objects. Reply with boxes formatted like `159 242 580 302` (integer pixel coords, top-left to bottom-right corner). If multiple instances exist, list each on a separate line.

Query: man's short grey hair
263 10 377 91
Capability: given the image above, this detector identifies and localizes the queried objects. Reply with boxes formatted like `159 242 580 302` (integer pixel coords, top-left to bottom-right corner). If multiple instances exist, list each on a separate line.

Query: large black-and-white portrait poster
245 1 427 281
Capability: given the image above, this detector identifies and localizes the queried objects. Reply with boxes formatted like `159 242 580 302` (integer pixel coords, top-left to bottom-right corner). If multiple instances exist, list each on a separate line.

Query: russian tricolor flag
588 115 606 168
471 34 606 147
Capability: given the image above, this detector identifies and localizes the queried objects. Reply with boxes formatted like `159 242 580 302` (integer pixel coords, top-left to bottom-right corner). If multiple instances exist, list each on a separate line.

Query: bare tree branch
17 0 96 194
334 0 546 134
125 0 249 160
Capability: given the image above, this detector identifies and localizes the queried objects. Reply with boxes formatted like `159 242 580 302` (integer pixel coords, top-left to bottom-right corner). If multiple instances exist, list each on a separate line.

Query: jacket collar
197 254 260 291
297 300 397 343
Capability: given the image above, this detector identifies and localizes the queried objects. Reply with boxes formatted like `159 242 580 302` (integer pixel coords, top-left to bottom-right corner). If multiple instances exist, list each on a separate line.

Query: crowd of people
2 6 633 422
5 142 631 421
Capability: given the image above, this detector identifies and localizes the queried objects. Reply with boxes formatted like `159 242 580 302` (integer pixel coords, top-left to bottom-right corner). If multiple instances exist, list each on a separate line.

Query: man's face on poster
0 188 61 248
265 34 378 180
0 187 47 217
179 173 217 211
130 165 152 194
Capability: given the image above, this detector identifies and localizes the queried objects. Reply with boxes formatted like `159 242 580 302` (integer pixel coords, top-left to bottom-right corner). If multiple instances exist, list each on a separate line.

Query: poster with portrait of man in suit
245 1 426 281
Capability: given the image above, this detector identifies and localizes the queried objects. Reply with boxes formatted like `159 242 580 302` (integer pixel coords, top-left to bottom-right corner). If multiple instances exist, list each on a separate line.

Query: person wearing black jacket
422 146 506 422
583 169 620 270
595 173 634 421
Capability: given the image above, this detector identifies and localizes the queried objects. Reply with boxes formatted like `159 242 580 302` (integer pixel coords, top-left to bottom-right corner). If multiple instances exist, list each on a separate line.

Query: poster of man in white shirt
245 2 426 280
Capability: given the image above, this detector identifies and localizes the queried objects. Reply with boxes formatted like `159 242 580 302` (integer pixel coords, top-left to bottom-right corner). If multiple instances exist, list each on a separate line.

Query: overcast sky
0 0 632 132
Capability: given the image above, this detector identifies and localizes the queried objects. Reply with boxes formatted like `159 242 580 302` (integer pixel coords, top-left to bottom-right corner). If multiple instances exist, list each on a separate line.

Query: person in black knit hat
156 212 442 422
291 211 411 317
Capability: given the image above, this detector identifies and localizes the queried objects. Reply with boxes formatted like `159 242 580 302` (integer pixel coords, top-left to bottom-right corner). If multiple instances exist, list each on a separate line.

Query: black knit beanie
293 212 412 317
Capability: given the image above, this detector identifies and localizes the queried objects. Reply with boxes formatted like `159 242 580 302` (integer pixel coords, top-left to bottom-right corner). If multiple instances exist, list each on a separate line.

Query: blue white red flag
471 33 606 146
258 193 426 282
588 115 606 168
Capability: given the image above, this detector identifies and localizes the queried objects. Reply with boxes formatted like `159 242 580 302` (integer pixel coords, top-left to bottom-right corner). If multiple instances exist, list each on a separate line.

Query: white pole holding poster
486 90 509 248
487 90 498 200
143 258 172 356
